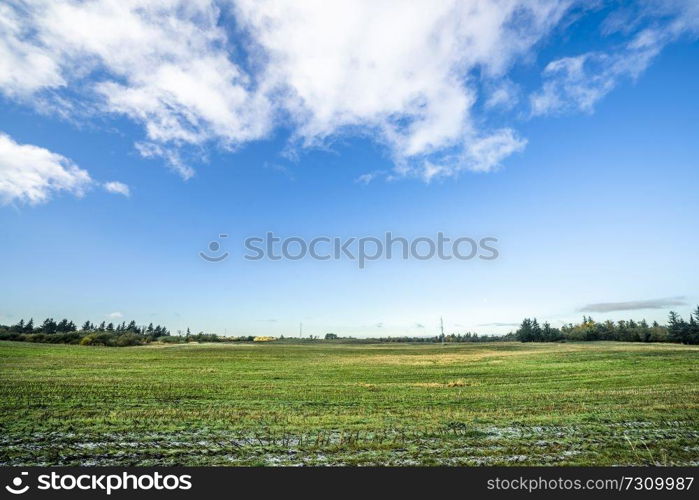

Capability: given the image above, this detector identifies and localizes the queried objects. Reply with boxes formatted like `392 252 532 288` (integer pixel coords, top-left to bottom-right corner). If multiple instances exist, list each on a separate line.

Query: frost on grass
1 422 697 466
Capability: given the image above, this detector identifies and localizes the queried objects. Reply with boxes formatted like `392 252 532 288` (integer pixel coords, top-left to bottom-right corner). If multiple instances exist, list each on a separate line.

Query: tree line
515 307 699 345
2 318 171 336
3 308 699 347
276 332 516 343
0 318 174 346
366 332 516 343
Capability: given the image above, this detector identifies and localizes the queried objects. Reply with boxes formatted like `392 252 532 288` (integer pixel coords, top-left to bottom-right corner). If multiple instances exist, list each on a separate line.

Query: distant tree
649 321 668 342
688 306 699 345
0 314 177 346
667 311 688 344
41 318 57 334
541 322 562 342
531 319 543 341
516 318 534 342
324 333 338 340
638 319 651 342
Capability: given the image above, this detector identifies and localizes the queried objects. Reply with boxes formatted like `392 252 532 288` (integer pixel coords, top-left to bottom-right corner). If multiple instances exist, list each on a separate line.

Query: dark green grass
1 341 697 465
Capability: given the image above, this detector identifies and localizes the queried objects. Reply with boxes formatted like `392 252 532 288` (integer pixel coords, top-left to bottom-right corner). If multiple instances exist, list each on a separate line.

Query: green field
1 340 698 466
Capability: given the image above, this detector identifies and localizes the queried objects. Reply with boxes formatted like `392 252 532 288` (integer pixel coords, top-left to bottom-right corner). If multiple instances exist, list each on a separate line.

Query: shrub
22 333 46 343
159 336 184 343
0 331 22 341
115 333 143 347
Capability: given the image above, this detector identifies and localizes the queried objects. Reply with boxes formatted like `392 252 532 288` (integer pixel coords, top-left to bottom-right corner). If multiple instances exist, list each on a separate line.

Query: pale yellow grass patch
412 379 477 388
345 349 540 366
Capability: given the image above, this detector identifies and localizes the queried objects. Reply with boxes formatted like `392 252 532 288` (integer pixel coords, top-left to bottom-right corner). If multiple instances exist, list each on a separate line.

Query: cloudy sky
1 0 697 336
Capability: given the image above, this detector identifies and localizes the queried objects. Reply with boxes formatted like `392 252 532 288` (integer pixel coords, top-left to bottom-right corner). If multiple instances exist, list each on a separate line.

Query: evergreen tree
667 311 687 344
41 318 57 334
531 319 543 341
542 321 561 341
516 318 534 342
687 307 699 345
638 319 651 342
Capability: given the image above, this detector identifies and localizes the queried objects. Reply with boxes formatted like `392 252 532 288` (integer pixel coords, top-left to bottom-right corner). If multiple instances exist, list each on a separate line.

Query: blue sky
1 1 698 336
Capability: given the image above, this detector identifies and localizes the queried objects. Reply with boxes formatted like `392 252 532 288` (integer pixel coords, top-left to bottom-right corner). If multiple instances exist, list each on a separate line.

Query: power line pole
299 322 303 338
440 316 445 346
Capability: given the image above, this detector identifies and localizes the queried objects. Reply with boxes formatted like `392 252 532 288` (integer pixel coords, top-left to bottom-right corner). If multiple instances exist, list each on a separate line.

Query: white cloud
0 0 571 181
1 0 698 183
1 0 273 177
135 142 195 180
464 130 528 173
530 0 699 117
0 3 64 97
417 129 527 182
0 132 92 205
485 80 520 111
103 181 130 197
107 312 123 319
355 172 380 185
235 0 568 178
529 43 660 117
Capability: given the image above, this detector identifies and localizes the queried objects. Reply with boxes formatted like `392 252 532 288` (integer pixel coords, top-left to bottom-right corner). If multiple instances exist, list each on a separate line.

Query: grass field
1 340 698 466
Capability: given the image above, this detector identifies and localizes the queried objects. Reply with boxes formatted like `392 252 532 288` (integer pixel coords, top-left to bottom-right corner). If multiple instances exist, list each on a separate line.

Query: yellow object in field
253 336 276 342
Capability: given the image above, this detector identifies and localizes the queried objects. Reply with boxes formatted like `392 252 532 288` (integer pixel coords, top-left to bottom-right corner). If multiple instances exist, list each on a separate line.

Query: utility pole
440 316 445 346
299 322 303 338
